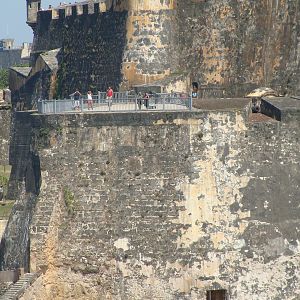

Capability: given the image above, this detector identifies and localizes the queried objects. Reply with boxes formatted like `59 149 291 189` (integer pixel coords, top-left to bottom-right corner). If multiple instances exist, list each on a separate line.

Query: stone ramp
0 273 38 300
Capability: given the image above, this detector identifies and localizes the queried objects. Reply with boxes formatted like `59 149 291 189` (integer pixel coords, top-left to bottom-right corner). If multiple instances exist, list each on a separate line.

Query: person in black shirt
73 89 81 110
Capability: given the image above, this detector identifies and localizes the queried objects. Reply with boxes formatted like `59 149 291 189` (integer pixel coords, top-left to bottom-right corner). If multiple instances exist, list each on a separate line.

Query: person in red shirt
106 86 113 108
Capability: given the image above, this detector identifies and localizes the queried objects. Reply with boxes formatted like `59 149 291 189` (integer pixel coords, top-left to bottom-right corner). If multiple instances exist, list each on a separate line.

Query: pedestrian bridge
37 92 193 114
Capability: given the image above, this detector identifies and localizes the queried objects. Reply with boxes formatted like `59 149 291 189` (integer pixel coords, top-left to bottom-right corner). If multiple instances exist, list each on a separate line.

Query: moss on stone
63 187 75 216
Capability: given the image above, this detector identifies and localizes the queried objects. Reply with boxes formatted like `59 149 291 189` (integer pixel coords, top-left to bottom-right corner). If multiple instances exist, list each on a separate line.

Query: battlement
26 0 113 28
36 0 176 22
38 0 112 21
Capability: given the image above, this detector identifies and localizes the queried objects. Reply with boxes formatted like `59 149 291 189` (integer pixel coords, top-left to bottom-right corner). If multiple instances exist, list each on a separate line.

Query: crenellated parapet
38 0 114 21
35 0 176 22
25 0 300 99
29 0 179 93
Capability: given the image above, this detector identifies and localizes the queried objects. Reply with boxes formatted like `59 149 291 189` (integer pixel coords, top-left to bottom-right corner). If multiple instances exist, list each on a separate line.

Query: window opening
207 289 228 300
72 6 77 16
94 3 99 13
83 4 88 14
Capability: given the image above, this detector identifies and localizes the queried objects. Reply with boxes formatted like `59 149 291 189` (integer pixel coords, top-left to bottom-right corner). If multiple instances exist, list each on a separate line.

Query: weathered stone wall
32 1 178 95
29 0 300 96
32 10 63 53
7 112 40 199
13 101 300 299
0 50 26 69
56 11 128 96
33 10 128 97
0 221 8 240
116 0 178 89
0 188 37 272
0 109 11 202
0 110 11 166
0 112 40 272
177 0 300 96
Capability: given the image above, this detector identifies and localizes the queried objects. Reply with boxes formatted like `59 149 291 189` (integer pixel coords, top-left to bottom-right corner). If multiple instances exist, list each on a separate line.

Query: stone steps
0 273 38 300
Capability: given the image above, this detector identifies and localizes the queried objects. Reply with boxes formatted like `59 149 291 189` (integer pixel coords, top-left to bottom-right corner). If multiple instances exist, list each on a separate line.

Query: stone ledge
31 102 251 128
192 98 251 111
261 96 300 122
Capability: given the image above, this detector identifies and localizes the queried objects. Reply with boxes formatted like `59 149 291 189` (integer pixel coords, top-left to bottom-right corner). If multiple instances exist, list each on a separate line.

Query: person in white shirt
87 91 93 110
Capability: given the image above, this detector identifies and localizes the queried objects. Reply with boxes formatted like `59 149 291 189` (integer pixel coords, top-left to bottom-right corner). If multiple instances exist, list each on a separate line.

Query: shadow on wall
7 112 41 200
0 112 41 272
55 11 128 98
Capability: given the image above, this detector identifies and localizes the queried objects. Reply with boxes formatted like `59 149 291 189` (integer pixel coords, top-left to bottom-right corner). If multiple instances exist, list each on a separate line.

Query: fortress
8 0 300 107
0 1 300 299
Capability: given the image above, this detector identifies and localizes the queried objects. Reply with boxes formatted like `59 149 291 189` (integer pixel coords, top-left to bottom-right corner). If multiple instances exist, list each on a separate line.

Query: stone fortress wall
28 0 178 98
0 110 11 167
177 0 300 96
1 1 299 298
0 39 31 69
1 97 300 299
24 0 300 100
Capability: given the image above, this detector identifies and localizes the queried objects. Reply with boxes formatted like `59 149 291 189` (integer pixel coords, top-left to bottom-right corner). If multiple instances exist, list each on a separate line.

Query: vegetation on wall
54 63 66 99
0 69 9 89
0 175 9 198
0 201 14 219
63 187 76 216
13 63 30 68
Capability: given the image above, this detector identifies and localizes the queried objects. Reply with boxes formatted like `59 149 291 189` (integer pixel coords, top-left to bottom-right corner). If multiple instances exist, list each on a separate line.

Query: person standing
0 186 3 201
72 89 82 110
106 86 113 108
87 91 93 110
143 92 149 109
137 92 143 110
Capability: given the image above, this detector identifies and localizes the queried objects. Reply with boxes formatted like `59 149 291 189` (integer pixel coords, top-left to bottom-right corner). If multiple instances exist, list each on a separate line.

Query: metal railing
37 92 192 114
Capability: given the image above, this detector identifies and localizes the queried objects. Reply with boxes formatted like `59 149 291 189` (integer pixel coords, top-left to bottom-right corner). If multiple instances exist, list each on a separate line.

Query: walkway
37 93 193 114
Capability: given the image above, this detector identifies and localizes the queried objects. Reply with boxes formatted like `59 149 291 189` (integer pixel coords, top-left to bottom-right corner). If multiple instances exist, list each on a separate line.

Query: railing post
38 92 193 113
54 99 57 114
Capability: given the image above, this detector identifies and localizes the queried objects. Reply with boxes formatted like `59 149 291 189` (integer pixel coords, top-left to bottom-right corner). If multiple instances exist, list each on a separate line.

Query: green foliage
34 127 51 150
63 187 75 216
13 63 30 67
56 126 63 135
0 175 9 198
0 201 14 219
0 69 9 90
38 128 51 142
54 63 66 99
54 77 62 99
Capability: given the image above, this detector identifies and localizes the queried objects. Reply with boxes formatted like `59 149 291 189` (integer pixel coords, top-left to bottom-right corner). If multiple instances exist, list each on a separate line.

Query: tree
0 69 9 90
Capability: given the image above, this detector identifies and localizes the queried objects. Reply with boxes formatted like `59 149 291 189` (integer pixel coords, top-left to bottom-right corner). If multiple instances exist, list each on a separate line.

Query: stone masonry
1 97 296 299
0 110 11 166
13 0 299 106
177 0 300 96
